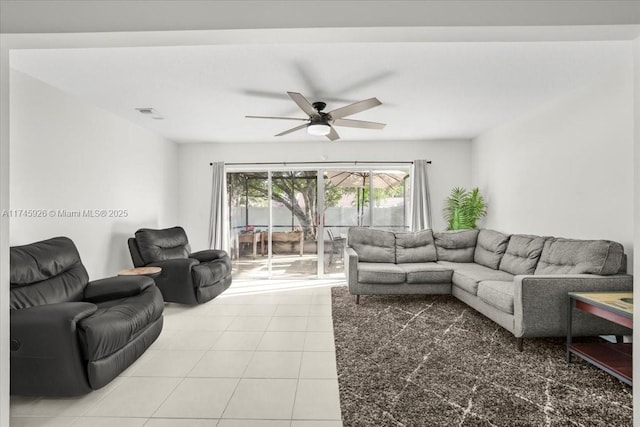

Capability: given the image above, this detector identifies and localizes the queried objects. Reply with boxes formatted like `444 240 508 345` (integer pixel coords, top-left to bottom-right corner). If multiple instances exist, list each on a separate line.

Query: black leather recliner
128 226 232 304
10 236 164 396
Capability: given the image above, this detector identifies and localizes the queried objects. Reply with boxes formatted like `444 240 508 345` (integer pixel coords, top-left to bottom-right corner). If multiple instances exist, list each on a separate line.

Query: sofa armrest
190 249 228 263
145 258 200 303
148 257 200 272
513 274 633 338
345 247 359 292
84 275 154 303
11 302 97 395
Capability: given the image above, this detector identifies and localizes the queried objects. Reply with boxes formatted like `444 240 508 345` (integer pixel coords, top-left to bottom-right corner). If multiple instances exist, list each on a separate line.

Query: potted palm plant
443 187 487 230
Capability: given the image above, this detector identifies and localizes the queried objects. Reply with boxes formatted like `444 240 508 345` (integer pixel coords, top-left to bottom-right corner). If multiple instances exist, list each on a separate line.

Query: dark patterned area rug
331 286 632 427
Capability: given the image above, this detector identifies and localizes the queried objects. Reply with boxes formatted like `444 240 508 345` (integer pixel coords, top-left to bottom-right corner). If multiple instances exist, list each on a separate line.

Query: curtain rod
210 160 431 166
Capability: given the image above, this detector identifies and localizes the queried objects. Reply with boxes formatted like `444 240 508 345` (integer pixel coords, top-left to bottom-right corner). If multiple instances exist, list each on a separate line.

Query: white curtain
208 162 230 252
410 159 432 231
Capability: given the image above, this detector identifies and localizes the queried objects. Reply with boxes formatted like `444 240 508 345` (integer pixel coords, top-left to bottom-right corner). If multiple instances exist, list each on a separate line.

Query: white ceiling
10 39 631 143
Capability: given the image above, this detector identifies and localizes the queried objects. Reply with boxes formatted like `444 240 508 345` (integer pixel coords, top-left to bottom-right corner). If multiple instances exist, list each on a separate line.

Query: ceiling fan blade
288 64 354 103
326 126 340 142
275 123 308 137
294 62 322 100
244 89 358 108
336 70 394 95
332 118 386 130
328 98 382 119
319 95 360 104
287 92 320 118
243 89 291 100
246 115 309 121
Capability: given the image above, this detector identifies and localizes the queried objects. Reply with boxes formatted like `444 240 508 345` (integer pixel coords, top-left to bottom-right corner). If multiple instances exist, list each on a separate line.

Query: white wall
471 54 635 270
178 139 472 250
10 70 179 278
633 36 639 427
0 37 9 427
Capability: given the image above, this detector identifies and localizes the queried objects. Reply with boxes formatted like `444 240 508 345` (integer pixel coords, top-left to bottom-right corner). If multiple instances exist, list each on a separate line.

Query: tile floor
10 279 345 427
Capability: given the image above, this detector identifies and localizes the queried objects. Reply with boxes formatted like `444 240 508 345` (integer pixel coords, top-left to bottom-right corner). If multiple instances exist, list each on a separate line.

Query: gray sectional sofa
344 228 632 350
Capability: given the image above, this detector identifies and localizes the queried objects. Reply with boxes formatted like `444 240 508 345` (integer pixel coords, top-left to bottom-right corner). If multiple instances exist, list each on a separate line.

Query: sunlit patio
231 251 346 280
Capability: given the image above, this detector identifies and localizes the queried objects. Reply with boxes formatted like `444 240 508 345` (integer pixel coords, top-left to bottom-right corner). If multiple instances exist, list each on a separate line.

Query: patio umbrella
326 170 408 225
327 171 407 190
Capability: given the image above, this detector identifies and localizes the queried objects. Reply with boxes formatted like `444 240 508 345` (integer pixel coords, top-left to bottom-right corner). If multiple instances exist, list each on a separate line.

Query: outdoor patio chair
328 229 346 266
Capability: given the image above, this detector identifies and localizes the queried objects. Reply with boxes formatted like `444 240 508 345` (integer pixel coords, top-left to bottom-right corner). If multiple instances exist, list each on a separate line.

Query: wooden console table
567 291 632 386
261 231 304 256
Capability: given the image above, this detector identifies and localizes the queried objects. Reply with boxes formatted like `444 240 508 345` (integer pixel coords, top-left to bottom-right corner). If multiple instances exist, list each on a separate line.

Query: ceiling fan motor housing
312 101 326 112
310 113 331 125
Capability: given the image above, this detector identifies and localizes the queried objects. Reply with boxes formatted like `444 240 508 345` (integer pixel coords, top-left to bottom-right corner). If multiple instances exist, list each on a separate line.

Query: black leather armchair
128 226 232 304
10 237 164 396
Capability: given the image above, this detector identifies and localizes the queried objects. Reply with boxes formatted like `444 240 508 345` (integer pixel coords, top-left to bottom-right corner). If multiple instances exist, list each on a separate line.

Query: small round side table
118 266 162 278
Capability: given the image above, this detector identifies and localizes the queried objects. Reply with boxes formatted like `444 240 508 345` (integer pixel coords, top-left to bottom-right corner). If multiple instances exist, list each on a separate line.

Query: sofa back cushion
348 227 396 263
395 230 437 263
499 234 547 275
473 229 510 269
135 226 191 264
433 229 479 262
10 236 89 310
534 238 625 276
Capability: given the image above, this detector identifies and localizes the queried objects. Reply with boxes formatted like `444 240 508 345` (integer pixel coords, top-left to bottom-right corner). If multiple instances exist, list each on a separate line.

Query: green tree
227 172 347 240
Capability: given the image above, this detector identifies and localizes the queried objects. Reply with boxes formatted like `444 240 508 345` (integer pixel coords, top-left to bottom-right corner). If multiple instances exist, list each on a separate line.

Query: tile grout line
289 322 308 423
217 323 269 421
146 310 238 421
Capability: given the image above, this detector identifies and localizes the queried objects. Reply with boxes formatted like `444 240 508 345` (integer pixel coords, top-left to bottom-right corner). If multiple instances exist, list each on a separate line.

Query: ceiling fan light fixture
307 123 331 136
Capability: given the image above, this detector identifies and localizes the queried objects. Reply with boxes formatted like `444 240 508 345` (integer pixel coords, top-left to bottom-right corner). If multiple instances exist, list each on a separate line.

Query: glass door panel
323 168 410 275
322 170 364 276
324 170 364 228
371 170 410 231
227 172 269 279
322 172 344 276
269 171 318 278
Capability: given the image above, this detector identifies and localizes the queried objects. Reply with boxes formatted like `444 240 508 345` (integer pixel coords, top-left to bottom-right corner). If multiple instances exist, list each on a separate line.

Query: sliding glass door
227 165 410 280
228 170 318 279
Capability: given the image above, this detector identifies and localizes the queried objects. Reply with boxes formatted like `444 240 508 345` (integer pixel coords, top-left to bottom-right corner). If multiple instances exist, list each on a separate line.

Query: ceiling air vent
135 107 164 120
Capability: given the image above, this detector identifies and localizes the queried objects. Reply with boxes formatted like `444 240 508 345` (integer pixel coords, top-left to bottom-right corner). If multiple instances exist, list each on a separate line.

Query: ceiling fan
246 91 386 141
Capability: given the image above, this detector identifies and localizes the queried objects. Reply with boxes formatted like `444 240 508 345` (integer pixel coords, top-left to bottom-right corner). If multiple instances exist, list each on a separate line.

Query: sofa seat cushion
535 238 625 276
397 263 453 284
474 229 510 270
192 257 232 288
395 230 437 263
78 287 164 361
477 281 515 314
438 261 514 295
499 234 547 275
434 229 479 262
357 262 405 284
348 228 396 263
